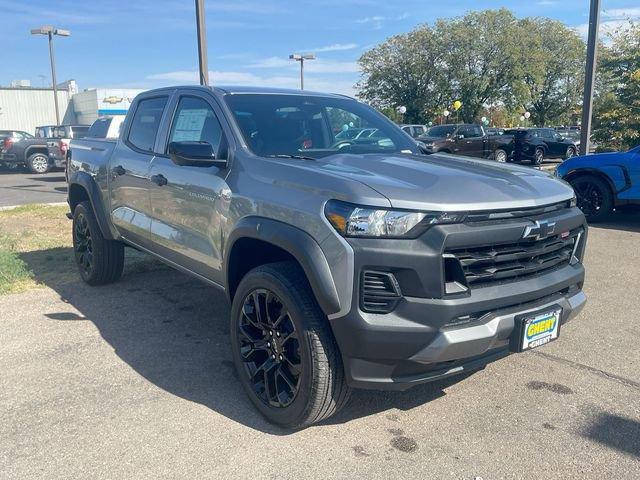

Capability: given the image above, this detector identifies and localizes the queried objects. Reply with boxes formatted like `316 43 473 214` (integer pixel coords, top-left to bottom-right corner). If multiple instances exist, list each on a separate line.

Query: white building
0 81 144 135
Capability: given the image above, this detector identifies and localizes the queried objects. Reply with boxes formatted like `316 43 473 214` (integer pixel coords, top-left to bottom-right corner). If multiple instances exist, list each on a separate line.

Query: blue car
556 145 640 222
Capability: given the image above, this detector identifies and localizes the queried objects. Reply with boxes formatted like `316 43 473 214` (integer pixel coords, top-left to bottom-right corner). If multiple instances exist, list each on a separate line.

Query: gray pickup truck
67 86 587 428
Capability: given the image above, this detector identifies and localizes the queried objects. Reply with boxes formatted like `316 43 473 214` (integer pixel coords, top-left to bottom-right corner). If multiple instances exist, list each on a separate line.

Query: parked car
555 128 598 154
68 86 587 428
556 144 640 222
505 128 578 165
419 123 514 162
48 124 90 169
485 127 505 136
400 124 428 139
0 129 54 173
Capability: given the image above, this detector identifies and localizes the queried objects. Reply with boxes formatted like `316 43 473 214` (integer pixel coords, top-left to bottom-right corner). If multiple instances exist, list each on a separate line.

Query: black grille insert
446 228 582 288
361 271 402 313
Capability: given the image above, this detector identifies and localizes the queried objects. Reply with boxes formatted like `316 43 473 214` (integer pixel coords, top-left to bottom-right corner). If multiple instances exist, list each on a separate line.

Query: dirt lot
0 205 638 479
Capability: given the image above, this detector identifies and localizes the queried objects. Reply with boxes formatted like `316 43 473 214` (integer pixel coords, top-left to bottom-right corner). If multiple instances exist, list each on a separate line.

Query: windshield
224 94 417 159
426 125 457 137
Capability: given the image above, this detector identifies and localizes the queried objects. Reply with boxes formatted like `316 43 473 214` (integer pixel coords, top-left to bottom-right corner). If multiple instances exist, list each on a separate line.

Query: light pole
195 0 209 86
580 0 601 155
30 26 70 126
289 53 316 90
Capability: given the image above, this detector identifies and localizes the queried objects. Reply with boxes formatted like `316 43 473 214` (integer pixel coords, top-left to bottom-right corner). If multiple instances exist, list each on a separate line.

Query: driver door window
168 96 223 155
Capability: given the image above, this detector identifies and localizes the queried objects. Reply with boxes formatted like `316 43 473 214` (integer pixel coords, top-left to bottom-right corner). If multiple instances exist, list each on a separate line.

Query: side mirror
168 141 227 168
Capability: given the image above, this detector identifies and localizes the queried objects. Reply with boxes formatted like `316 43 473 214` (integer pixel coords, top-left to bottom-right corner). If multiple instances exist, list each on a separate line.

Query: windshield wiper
267 154 316 161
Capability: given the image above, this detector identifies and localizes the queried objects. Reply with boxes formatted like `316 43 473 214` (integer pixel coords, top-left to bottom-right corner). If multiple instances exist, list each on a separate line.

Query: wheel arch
67 171 118 240
564 168 617 199
225 217 341 316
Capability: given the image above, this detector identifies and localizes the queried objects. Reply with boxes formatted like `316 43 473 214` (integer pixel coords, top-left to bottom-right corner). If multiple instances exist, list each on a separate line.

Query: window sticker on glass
172 108 209 142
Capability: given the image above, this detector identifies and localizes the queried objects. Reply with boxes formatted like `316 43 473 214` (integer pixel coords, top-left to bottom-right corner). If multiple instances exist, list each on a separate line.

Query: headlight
324 200 465 238
569 196 577 207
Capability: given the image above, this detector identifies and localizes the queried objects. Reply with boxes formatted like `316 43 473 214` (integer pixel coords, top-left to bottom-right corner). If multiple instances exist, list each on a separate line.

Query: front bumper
329 207 587 390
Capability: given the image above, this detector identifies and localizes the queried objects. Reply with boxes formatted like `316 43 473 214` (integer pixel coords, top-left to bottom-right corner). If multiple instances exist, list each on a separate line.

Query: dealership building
0 80 143 134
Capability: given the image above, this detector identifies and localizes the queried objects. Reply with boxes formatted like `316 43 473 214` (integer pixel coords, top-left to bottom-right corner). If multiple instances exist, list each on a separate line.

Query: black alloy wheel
74 211 94 277
237 288 302 408
570 176 613 222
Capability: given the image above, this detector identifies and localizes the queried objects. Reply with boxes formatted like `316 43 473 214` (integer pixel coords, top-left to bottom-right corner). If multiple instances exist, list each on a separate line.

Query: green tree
515 18 585 126
434 9 523 123
357 26 447 123
593 23 640 150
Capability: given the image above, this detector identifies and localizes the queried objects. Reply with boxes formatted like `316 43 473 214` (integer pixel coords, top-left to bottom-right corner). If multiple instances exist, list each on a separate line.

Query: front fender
225 217 341 316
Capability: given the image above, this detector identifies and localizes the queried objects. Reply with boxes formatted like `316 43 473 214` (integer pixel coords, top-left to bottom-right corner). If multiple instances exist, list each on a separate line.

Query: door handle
151 174 168 186
113 165 126 176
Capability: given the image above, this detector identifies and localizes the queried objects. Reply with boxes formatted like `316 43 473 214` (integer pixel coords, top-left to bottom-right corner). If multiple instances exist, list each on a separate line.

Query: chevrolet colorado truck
67 86 588 428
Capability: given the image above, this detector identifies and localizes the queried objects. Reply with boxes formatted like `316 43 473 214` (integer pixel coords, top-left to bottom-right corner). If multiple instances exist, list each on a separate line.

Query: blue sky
1 0 638 95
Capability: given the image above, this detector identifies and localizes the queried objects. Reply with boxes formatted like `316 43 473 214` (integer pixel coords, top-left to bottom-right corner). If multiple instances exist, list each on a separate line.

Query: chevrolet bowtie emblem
103 96 124 104
522 220 556 240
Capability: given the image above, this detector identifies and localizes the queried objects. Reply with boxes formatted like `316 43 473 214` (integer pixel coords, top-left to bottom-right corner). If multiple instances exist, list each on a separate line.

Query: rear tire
569 175 613 222
494 149 508 163
564 146 577 160
27 152 50 174
72 201 124 285
230 261 351 428
532 148 545 165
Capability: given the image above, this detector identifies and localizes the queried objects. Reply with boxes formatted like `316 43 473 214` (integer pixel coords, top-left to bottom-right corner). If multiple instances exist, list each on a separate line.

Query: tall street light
579 0 601 155
30 26 70 126
289 53 316 90
195 0 209 86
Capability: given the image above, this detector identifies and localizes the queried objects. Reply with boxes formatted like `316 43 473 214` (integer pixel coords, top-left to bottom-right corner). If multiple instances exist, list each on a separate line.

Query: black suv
505 128 578 165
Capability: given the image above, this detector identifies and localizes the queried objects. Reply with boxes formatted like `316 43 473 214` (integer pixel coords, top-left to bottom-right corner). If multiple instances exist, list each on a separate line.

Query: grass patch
0 204 163 295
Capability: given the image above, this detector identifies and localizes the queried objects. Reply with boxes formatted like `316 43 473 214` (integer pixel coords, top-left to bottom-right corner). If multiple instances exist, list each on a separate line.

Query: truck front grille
446 228 583 288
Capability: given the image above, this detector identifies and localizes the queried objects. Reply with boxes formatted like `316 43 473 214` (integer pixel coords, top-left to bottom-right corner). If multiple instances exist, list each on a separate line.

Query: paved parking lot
0 169 67 208
0 210 638 479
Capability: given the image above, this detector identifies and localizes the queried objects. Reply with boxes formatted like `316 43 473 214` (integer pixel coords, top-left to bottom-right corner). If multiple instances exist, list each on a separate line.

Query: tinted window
541 129 555 140
414 126 426 136
168 96 223 152
426 125 457 137
128 96 168 152
88 118 110 138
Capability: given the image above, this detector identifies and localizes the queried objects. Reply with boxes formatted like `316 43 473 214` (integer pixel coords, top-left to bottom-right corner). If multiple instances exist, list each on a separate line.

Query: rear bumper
0 153 20 164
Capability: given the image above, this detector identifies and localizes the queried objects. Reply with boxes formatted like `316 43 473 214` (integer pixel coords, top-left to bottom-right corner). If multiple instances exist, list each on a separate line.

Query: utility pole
31 26 70 126
195 0 209 86
580 0 601 155
289 53 316 90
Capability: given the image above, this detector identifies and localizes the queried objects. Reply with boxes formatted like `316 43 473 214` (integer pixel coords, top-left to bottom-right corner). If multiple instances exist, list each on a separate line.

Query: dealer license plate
518 308 561 351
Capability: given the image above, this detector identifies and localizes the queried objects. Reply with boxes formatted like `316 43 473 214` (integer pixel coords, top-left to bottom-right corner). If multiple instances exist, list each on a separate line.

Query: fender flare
24 145 49 158
67 171 118 240
224 217 341 315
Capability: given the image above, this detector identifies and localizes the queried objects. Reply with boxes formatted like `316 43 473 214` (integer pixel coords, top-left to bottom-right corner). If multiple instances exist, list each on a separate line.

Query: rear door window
127 96 168 152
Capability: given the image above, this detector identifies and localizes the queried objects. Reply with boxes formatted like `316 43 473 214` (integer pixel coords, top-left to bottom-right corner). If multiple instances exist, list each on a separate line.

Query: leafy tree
357 26 448 123
515 18 585 126
433 9 522 123
593 23 640 150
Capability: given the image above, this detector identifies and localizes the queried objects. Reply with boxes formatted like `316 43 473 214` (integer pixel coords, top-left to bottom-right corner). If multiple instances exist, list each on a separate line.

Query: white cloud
355 13 409 29
603 8 640 18
247 57 360 73
304 43 359 52
536 1 557 5
145 70 357 96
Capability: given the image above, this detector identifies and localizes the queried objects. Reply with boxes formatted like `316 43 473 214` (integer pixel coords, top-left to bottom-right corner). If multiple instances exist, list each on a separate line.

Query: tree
434 9 523 123
515 18 585 126
593 23 640 151
357 25 448 123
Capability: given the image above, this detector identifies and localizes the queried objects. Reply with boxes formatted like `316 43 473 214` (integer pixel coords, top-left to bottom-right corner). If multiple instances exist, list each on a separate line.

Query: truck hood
314 153 574 211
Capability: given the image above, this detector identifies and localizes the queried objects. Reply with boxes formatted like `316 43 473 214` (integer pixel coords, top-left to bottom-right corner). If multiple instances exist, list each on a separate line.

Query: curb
0 202 68 212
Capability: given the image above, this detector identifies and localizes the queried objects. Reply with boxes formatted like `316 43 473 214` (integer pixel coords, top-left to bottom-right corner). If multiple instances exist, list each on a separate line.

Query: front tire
230 261 350 428
27 152 50 174
569 175 613 222
72 201 124 285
